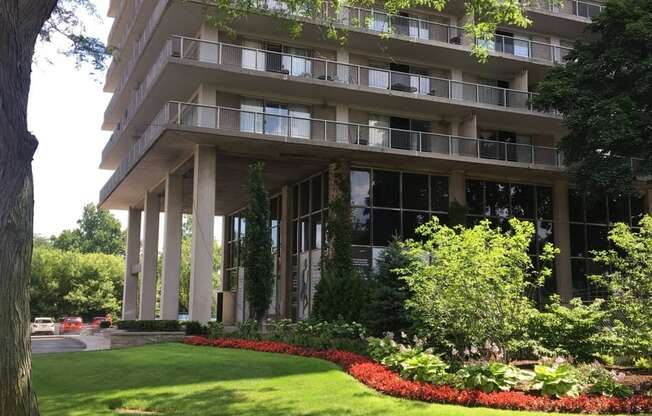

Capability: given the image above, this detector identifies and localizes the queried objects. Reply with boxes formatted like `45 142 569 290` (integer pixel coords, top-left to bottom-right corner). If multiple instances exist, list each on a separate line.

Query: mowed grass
33 343 564 416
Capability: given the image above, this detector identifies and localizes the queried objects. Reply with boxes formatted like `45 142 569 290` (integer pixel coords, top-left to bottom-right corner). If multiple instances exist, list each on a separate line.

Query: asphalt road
32 336 86 354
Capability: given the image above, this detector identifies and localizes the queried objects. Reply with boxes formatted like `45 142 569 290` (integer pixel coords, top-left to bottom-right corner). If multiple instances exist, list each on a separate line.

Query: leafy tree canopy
202 0 531 60
534 0 652 196
51 203 125 256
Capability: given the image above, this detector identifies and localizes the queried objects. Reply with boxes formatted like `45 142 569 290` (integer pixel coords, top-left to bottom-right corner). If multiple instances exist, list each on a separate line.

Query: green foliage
399 217 557 357
207 321 224 339
267 319 367 352
204 0 531 61
398 352 449 384
30 245 123 319
590 215 652 358
313 165 368 323
634 357 652 370
527 295 615 362
455 362 527 393
367 335 402 363
184 321 207 335
242 163 275 322
237 319 261 339
51 203 125 256
531 364 584 398
534 0 652 195
361 239 412 336
116 320 182 332
578 364 633 398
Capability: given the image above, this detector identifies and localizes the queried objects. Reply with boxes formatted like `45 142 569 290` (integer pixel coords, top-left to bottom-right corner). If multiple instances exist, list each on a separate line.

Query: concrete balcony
101 36 562 169
523 0 603 39
99 100 563 207
526 0 603 20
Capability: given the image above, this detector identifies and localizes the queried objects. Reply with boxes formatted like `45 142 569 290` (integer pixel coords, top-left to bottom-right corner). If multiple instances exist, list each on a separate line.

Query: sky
29 1 222 243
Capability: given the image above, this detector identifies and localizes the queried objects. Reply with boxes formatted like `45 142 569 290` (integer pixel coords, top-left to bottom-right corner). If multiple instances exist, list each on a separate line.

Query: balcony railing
100 100 562 202
251 0 572 64
102 35 552 163
525 0 604 19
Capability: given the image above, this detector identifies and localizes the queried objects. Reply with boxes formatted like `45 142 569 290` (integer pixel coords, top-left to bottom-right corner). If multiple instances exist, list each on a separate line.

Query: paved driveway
32 336 86 354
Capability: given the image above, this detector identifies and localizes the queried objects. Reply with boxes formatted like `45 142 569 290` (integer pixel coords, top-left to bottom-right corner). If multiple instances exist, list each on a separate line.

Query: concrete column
510 69 529 91
451 69 463 100
553 180 573 303
159 174 183 320
139 192 160 320
449 170 466 206
189 145 217 323
195 84 217 128
198 23 219 63
122 208 141 320
278 185 294 318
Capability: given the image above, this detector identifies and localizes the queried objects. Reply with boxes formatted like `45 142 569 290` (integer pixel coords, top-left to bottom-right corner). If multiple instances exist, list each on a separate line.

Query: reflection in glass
431 176 449 212
351 170 371 206
373 170 400 208
402 173 429 210
373 209 401 246
351 208 371 245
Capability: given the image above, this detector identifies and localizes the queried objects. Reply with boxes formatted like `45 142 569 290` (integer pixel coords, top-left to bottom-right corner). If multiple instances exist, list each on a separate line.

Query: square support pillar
122 208 141 320
140 192 160 320
278 185 294 318
189 145 217 323
159 174 184 320
553 180 573 303
449 170 466 207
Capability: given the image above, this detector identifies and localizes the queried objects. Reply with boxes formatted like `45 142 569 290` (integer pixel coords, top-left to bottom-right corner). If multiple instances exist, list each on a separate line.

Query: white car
31 317 55 335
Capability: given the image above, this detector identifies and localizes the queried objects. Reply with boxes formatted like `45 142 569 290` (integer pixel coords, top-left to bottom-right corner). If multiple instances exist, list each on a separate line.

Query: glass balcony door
239 98 310 138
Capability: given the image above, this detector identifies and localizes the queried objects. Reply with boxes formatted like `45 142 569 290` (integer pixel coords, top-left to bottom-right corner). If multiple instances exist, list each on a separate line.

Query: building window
568 191 645 302
465 179 554 305
350 168 449 269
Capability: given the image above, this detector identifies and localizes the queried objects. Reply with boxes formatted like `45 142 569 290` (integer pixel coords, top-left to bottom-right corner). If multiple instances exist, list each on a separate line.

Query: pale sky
29 1 222 243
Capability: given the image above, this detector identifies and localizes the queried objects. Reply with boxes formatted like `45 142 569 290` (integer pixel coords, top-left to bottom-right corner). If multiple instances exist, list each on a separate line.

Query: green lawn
33 343 563 416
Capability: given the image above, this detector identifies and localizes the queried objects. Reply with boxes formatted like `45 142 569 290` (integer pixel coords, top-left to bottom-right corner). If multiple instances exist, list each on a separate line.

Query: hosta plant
531 364 584 398
456 362 529 393
579 364 633 398
367 334 401 363
399 352 449 384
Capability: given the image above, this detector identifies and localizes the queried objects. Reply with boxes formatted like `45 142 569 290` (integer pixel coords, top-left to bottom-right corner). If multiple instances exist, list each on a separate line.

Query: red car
61 317 83 333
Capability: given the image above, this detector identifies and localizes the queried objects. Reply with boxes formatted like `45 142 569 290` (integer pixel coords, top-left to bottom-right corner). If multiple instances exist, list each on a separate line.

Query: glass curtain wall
465 179 555 305
290 171 329 320
350 168 449 269
568 191 645 301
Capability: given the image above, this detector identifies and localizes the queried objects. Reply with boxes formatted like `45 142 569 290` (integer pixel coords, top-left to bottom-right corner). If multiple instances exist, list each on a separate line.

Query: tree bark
0 1 58 414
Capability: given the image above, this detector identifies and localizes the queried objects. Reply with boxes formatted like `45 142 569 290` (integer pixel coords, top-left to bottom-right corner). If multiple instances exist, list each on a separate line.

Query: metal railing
174 36 537 110
100 100 562 202
102 35 547 162
252 0 572 64
525 0 604 19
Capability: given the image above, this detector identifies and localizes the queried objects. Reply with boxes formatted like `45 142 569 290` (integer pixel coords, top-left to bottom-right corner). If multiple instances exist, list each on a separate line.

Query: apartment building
99 0 642 324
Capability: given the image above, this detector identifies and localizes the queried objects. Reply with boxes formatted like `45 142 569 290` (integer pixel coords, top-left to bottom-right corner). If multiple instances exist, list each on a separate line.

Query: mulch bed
183 336 652 414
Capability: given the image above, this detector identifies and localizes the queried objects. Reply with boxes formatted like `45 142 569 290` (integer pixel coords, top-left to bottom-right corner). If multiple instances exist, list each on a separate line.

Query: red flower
183 336 652 414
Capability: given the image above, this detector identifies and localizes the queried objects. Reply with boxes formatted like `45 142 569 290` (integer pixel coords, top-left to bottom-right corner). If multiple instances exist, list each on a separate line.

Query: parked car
31 317 55 335
61 317 83 333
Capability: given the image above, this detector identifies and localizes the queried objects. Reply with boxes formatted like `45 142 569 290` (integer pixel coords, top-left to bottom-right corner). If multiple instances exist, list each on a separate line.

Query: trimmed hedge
116 320 181 332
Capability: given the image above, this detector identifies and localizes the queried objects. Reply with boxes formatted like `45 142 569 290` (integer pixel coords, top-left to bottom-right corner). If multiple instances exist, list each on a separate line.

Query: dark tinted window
431 176 449 212
403 211 430 240
466 180 484 215
485 181 509 218
373 170 400 208
311 176 322 213
510 183 535 219
351 208 371 245
537 186 553 220
300 181 310 217
402 173 429 210
569 190 584 222
373 209 401 246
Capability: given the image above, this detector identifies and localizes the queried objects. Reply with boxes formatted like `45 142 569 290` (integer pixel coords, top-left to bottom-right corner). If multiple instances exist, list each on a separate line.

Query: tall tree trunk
0 1 58 414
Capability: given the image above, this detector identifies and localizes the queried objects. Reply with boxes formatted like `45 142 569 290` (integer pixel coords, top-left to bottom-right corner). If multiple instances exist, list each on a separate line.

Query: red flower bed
184 336 652 414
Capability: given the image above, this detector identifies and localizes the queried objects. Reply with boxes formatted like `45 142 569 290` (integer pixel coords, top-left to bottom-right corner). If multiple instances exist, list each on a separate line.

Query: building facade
100 0 644 324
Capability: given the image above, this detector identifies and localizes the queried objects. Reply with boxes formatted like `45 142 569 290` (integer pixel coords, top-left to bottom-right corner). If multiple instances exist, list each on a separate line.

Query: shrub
237 319 260 339
591 215 652 358
634 357 651 370
361 239 412 336
367 335 401 362
528 296 615 362
206 321 224 339
579 364 633 398
531 364 584 398
399 217 557 358
99 320 111 329
184 320 206 336
456 362 527 393
116 320 181 332
289 320 366 352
